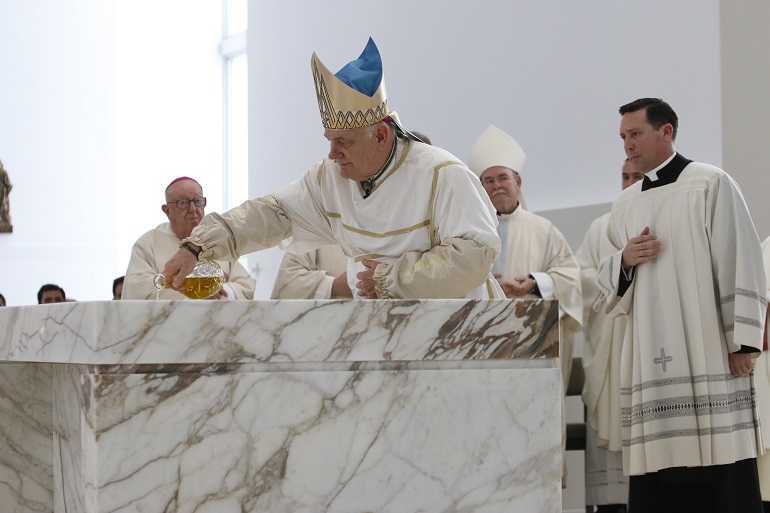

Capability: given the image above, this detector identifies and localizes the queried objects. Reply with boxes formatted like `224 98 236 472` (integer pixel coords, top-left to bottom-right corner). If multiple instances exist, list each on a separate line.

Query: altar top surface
0 299 559 365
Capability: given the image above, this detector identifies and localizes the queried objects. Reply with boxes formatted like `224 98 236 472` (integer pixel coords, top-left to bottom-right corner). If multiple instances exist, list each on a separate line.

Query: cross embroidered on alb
654 347 673 372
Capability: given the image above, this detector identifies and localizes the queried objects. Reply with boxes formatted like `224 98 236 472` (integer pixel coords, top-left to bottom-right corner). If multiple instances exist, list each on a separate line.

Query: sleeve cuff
313 275 335 299
530 272 554 299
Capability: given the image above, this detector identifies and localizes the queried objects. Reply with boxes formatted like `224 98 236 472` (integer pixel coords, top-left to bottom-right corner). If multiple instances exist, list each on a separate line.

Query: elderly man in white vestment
162 39 503 301
271 131 434 300
596 98 765 513
122 177 255 300
576 159 643 513
468 124 582 388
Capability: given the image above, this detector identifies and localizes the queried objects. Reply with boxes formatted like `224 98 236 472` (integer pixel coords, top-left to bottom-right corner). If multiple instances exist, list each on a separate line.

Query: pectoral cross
361 179 374 198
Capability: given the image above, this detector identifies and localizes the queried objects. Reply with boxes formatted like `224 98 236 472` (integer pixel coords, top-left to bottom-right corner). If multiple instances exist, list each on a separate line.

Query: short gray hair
362 121 388 138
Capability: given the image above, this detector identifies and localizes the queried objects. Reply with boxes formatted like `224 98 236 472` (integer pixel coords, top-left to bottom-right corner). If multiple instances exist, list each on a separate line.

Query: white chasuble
495 207 582 334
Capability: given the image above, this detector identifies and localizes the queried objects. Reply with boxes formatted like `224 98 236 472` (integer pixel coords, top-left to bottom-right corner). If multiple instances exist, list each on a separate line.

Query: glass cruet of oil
153 259 225 299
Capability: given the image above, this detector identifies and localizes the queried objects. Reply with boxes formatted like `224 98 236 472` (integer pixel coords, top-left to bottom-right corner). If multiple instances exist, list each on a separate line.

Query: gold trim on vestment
428 161 464 248
341 219 431 238
317 161 325 185
354 253 386 263
322 209 429 238
486 278 495 298
323 159 466 271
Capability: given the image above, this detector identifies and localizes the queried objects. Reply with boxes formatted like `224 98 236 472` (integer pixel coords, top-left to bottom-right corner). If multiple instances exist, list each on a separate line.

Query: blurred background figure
577 158 643 513
38 284 65 304
113 276 124 300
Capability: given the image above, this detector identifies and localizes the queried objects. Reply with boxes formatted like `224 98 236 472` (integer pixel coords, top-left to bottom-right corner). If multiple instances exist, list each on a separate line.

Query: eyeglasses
168 197 206 209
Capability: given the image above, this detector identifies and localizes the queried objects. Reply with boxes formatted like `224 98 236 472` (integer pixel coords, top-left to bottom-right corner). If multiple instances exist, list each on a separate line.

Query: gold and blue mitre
468 124 527 178
311 38 389 129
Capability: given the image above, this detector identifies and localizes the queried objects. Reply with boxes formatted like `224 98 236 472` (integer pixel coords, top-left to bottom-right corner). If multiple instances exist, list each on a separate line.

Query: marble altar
0 299 562 513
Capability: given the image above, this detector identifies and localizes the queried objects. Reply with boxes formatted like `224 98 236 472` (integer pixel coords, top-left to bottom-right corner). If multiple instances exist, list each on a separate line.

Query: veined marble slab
0 363 53 512
0 299 558 364
66 367 560 513
0 300 563 513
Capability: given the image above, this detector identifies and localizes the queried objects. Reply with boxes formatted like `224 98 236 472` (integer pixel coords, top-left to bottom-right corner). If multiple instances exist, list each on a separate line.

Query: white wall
721 0 770 242
0 1 117 306
0 0 223 306
115 0 225 276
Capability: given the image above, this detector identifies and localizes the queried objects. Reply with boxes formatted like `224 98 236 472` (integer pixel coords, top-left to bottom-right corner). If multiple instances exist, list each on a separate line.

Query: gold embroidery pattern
312 61 388 129
330 105 389 130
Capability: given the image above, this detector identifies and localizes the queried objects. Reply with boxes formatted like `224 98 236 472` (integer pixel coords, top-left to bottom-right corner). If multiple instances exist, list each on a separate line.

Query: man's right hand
622 226 661 271
162 248 199 289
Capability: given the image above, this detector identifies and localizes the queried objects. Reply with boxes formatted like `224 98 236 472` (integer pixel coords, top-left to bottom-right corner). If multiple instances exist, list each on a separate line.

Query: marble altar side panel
53 364 90 513
81 368 561 513
0 363 53 513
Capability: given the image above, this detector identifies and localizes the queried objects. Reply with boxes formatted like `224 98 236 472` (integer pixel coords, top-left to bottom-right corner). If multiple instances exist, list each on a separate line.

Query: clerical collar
497 203 523 219
360 136 398 198
645 152 676 181
641 153 693 191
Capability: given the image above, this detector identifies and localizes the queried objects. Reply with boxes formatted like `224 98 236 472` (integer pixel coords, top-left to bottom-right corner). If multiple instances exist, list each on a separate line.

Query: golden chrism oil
178 276 224 299
160 276 224 299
